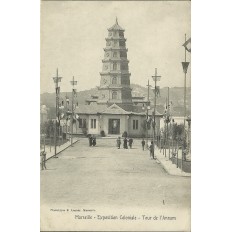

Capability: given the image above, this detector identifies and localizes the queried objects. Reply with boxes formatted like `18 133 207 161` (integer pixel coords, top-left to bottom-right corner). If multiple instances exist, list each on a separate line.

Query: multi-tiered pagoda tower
97 18 133 111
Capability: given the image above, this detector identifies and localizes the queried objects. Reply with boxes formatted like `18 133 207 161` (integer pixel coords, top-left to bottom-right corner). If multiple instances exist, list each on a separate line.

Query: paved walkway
42 138 79 160
155 148 191 177
41 138 190 231
42 137 190 176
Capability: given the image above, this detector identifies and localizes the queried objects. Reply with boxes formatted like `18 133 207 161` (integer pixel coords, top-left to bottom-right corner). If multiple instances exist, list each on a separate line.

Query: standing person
41 150 47 170
141 138 145 151
40 151 43 170
128 138 133 149
116 137 121 149
123 137 128 149
92 136 96 146
149 141 154 159
88 134 92 146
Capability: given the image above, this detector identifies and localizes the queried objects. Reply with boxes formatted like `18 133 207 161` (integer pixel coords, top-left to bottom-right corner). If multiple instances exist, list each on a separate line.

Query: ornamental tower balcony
98 18 132 110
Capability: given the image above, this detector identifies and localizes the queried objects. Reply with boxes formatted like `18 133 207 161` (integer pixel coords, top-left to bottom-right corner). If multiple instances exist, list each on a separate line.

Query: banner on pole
56 87 60 94
153 86 160 97
182 62 190 74
182 37 191 52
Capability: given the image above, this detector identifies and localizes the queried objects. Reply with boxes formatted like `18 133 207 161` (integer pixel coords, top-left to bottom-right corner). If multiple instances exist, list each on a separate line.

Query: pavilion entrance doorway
108 119 120 134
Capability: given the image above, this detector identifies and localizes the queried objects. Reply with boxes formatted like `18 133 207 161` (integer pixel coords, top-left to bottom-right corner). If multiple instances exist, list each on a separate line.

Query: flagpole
183 34 187 170
181 34 186 170
54 69 58 157
71 76 74 146
52 68 62 157
65 93 68 141
146 79 151 148
168 87 170 159
184 33 187 132
70 76 77 146
181 34 190 170
152 68 161 159
165 97 167 158
153 76 156 159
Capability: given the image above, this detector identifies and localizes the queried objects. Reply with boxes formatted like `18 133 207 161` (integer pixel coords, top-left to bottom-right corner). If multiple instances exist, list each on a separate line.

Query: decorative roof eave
107 25 124 31
107 18 125 31
85 99 98 102
76 110 163 117
132 96 145 99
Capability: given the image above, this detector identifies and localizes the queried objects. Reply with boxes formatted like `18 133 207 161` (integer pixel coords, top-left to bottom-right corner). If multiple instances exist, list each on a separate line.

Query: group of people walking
88 135 97 147
116 137 134 149
116 137 156 159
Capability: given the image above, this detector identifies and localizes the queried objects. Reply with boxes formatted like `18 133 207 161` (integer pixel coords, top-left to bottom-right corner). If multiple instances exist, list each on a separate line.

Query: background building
74 19 162 137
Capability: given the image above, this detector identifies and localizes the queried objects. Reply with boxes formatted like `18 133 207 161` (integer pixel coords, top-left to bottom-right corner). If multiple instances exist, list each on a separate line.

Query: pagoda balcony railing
102 58 129 62
105 37 127 41
104 47 128 52
105 46 127 49
100 71 131 75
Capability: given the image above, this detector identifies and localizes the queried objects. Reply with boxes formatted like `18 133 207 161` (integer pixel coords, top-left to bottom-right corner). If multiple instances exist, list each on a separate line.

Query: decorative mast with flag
182 37 191 53
181 34 190 167
52 68 62 157
70 76 77 146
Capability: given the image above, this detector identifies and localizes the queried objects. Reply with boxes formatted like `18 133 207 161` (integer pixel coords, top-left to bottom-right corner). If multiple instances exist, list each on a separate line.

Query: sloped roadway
41 138 190 210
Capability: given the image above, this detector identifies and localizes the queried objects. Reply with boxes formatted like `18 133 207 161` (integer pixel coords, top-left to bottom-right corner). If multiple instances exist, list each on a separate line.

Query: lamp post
186 116 191 157
52 68 62 157
142 102 151 148
70 76 77 146
65 94 69 140
152 68 161 159
181 34 190 168
145 80 151 147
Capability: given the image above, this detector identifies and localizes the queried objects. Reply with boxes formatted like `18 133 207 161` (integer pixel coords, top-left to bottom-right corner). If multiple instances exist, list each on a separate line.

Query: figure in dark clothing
123 137 128 149
116 137 121 149
141 139 145 151
92 136 96 146
88 135 92 146
40 151 47 170
149 141 154 159
128 138 133 149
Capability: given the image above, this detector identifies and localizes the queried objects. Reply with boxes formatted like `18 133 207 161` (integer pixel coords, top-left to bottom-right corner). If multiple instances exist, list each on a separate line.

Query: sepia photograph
40 0 191 231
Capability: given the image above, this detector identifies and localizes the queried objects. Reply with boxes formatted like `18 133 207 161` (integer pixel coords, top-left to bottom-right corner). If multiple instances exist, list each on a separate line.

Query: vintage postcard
40 0 191 231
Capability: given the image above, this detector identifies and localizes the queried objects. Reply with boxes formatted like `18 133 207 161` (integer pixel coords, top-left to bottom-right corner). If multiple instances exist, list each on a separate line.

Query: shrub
100 130 106 137
122 131 128 137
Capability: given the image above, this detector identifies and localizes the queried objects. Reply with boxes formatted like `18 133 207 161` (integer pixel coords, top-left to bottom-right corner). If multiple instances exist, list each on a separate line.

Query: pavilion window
91 119 96 129
147 119 151 130
119 41 125 47
112 77 117 84
119 31 124 37
133 120 139 130
120 51 127 58
112 91 117 100
113 62 117 70
113 41 117 47
121 63 128 70
79 119 86 128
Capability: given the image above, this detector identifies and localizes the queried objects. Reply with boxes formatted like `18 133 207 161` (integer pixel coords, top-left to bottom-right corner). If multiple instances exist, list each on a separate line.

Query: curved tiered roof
108 17 124 31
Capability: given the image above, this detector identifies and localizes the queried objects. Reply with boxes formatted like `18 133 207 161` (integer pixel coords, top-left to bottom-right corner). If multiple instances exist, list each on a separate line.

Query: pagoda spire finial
116 16 118 25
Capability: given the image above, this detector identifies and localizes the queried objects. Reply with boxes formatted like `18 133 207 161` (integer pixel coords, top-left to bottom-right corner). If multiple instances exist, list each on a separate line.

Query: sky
41 1 191 93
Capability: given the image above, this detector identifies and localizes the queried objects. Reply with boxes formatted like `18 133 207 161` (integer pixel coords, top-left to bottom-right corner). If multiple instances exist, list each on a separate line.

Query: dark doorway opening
108 119 120 134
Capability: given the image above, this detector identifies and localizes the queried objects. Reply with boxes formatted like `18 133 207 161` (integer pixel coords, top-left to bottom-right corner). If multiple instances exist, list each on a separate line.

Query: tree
172 123 186 141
